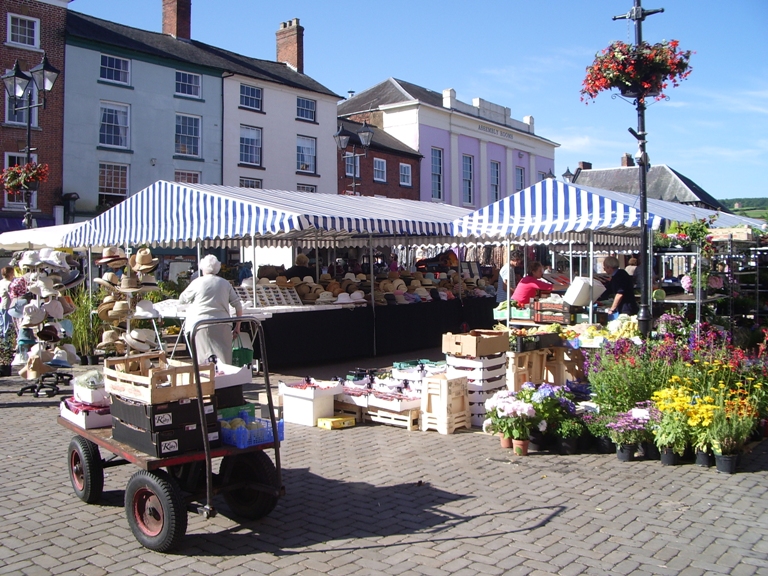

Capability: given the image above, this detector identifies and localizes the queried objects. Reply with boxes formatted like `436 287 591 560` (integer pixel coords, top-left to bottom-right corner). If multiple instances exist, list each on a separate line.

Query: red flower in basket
0 162 49 192
581 39 693 103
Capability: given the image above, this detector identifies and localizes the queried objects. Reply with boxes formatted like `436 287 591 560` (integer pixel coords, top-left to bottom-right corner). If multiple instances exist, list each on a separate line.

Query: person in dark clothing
284 253 315 281
602 256 638 316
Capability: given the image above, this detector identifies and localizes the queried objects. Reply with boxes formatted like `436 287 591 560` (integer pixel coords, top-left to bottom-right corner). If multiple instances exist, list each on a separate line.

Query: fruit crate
534 311 575 325
219 416 284 448
534 301 584 314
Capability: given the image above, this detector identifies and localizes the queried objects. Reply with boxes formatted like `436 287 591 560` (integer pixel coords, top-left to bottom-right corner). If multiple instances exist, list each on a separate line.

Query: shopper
511 261 557 305
497 250 524 303
284 253 315 281
602 256 639 317
0 266 15 338
179 254 242 364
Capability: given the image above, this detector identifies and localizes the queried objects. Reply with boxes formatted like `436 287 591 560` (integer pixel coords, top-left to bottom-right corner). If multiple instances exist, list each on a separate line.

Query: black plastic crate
109 394 217 433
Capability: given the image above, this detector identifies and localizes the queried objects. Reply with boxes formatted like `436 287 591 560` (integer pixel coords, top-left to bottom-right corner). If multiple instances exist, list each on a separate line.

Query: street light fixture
334 121 373 196
2 53 60 229
562 167 574 183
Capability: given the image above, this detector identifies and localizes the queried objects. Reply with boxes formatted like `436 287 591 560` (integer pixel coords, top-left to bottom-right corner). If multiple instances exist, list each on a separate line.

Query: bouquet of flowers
0 162 49 192
484 390 537 440
581 39 693 102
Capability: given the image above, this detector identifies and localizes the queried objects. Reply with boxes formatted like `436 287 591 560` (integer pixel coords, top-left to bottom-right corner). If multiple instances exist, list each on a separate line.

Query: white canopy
0 221 97 251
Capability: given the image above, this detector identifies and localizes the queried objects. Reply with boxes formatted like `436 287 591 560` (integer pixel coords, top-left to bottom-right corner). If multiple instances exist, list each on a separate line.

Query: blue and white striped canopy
61 181 471 249
452 179 762 240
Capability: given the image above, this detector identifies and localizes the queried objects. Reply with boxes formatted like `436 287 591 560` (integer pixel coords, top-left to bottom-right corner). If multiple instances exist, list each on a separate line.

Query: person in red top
511 261 556 305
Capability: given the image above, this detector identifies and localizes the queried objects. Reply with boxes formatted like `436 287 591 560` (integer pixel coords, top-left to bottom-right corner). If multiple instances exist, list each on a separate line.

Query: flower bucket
499 434 513 449
512 439 529 456
660 447 679 466
695 449 714 468
643 442 660 461
558 437 579 456
616 444 635 462
597 436 616 454
715 454 738 474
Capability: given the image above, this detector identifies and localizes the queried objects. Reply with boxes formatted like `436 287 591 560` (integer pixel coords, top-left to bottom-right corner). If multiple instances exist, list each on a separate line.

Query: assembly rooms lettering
477 124 515 141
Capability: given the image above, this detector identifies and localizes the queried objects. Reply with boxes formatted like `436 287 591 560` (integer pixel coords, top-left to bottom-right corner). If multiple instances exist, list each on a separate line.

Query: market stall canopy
0 220 98 251
60 181 472 249
452 179 763 242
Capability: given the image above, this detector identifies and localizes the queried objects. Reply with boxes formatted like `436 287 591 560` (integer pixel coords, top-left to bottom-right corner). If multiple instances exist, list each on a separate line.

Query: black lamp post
612 0 664 338
333 121 374 195
2 53 60 229
562 167 574 183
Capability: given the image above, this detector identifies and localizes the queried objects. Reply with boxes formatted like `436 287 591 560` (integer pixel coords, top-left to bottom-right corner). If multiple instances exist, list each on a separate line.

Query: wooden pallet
365 407 419 431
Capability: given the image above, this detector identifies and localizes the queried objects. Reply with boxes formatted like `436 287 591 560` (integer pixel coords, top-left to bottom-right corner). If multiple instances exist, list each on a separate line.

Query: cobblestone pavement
1 354 767 576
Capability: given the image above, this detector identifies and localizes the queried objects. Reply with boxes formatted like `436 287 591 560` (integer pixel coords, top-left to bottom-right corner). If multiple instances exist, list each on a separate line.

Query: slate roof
571 165 728 212
66 11 341 99
336 118 421 159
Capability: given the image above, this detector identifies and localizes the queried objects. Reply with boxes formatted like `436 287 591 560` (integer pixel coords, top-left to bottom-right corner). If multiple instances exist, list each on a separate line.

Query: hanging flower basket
581 40 693 102
0 162 49 192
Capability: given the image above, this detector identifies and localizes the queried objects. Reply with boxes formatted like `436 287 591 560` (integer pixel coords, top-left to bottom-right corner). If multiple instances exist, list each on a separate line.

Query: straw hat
122 329 152 352
117 275 142 294
133 299 159 319
316 291 335 303
302 276 314 284
420 277 434 286
130 248 160 273
343 273 360 283
406 279 421 292
275 276 291 288
413 271 424 280
295 284 311 296
394 291 408 305
96 330 122 350
7 296 30 319
392 279 406 292
257 277 270 285
387 271 399 279
97 295 117 322
107 300 132 320
96 247 128 267
350 290 366 302
355 273 367 281
319 273 332 285
415 287 432 301
19 356 56 380
94 271 121 291
139 276 159 292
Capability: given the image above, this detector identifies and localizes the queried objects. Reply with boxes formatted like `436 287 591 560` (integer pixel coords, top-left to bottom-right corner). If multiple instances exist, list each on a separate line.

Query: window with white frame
296 97 316 121
100 55 130 84
239 177 262 188
4 152 37 207
174 170 200 184
296 136 316 173
240 84 262 111
175 71 201 98
98 163 129 206
399 163 412 186
538 171 547 182
296 184 316 193
175 114 200 156
515 166 525 191
431 148 443 200
5 84 37 126
490 161 501 201
462 155 474 204
373 158 386 182
99 101 130 148
7 14 39 48
239 125 262 166
345 155 359 177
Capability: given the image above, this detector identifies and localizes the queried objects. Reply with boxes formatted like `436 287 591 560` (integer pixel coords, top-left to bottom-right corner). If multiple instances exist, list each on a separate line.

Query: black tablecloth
258 297 496 368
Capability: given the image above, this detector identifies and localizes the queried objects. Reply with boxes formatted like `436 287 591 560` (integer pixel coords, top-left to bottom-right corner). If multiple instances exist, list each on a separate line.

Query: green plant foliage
67 286 106 357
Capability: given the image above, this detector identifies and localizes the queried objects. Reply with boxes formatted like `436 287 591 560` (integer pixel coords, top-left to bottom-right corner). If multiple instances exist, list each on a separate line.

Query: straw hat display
130 248 160 273
116 276 143 294
94 272 121 291
96 330 125 352
107 300 132 320
96 247 128 268
315 291 335 304
122 329 155 352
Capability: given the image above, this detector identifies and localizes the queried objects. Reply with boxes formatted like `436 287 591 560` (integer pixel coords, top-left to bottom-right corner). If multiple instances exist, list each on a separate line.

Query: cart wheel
220 451 278 520
68 436 103 504
125 469 187 552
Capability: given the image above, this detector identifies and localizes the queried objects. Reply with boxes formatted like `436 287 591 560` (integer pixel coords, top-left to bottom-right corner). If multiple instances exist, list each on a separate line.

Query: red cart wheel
125 470 187 552
67 436 103 504
220 451 278 520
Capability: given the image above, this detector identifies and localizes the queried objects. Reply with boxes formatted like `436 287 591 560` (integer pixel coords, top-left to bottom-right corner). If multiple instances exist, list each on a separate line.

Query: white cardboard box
279 380 343 399
214 363 252 389
446 363 506 382
60 400 112 429
283 394 335 426
73 385 109 407
563 277 606 306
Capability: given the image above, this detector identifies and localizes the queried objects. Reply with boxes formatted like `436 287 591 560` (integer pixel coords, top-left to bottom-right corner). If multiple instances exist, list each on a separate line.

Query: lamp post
2 54 60 229
562 167 573 183
333 121 374 195
613 0 663 338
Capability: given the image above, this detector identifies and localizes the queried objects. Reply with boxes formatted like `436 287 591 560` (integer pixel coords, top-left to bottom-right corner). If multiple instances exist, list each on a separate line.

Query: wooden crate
334 400 365 423
104 351 215 404
365 407 419 431
506 350 548 391
420 375 470 434
420 410 471 435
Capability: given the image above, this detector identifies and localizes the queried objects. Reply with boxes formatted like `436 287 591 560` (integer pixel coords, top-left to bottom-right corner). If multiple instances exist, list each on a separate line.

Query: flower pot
86 355 100 366
512 439 529 456
643 442 660 461
660 447 679 466
558 437 580 455
528 430 546 451
499 434 513 449
715 454 738 474
597 435 616 454
616 444 635 462
695 449 715 468
0 365 11 377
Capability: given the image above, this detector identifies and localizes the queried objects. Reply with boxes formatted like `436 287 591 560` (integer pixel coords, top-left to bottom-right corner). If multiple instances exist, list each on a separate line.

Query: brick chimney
578 161 592 170
163 0 191 39
276 18 304 73
621 153 635 167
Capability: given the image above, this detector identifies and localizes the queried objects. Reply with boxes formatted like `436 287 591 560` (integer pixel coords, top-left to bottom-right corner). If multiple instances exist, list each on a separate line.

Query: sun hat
319 273 332 284
50 251 70 270
97 295 117 322
94 272 121 291
133 299 159 319
343 272 360 282
107 300 132 320
96 330 121 350
29 277 59 298
415 287 432 301
20 303 47 327
130 247 160 273
116 275 142 294
42 299 64 320
334 292 353 305
316 291 335 303
7 296 30 319
53 269 82 291
139 276 159 292
61 343 81 365
350 290 366 302
38 248 60 269
30 344 54 363
275 276 291 288
36 324 61 342
19 356 56 380
392 279 406 292
394 291 408 305
295 284 311 296
46 348 72 368
96 247 127 266
257 277 270 285
18 251 41 268
122 329 152 352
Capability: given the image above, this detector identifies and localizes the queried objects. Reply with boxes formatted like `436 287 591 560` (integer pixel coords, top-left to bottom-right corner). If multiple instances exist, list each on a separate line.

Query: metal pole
369 233 376 356
23 87 33 229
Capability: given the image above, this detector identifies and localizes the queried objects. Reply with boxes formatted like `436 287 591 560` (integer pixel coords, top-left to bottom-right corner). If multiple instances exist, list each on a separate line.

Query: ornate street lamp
334 121 373 195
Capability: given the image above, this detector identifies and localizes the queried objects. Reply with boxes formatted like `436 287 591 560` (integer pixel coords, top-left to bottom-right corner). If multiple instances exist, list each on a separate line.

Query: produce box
709 227 752 242
534 311 574 325
368 391 421 412
217 402 257 421
279 380 344 399
109 393 217 432
219 416 284 448
111 417 221 457
534 301 583 314
60 398 112 429
562 277 606 307
494 307 532 320
442 330 509 357
317 416 356 430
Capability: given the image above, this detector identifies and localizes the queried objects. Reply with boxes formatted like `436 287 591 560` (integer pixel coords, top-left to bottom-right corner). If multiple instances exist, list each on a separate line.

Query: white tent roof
61 181 472 249
0 221 97 251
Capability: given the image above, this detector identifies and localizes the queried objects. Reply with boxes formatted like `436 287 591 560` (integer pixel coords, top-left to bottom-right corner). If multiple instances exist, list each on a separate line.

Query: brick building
335 118 421 200
1 0 67 230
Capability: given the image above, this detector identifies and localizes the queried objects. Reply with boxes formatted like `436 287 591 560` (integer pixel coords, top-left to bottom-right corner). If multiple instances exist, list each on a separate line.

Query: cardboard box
111 417 221 457
562 277 606 307
216 385 245 409
709 227 753 242
109 394 217 432
283 394 335 426
441 330 509 358
317 416 356 430
60 398 112 429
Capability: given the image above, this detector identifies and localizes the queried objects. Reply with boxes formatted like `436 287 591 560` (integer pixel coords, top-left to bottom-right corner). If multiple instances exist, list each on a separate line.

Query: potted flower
708 398 757 474
687 396 717 467
0 161 49 192
606 409 650 462
651 387 691 465
554 417 585 455
484 390 537 456
581 39 693 102
516 382 576 450
581 411 615 454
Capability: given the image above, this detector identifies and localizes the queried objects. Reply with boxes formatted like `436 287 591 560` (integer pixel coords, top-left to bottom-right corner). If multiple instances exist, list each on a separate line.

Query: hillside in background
719 198 768 221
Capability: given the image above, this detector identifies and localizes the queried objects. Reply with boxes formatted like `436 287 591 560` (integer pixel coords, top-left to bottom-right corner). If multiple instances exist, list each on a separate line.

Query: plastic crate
219 415 284 448
217 402 256 421
515 336 539 352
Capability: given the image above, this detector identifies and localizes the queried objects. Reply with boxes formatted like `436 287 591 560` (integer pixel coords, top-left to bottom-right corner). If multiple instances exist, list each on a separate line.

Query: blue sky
70 0 767 200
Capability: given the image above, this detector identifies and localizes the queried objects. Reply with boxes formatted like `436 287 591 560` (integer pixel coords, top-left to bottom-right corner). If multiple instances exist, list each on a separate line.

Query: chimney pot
163 0 191 39
578 161 592 170
621 153 635 167
276 18 304 74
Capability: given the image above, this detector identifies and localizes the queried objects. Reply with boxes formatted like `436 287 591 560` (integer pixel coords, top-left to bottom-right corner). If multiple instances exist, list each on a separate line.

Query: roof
571 165 728 211
66 11 341 99
336 119 421 159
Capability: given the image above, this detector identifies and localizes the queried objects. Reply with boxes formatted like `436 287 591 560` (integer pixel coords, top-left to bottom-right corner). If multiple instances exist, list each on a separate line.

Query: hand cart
59 317 283 552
